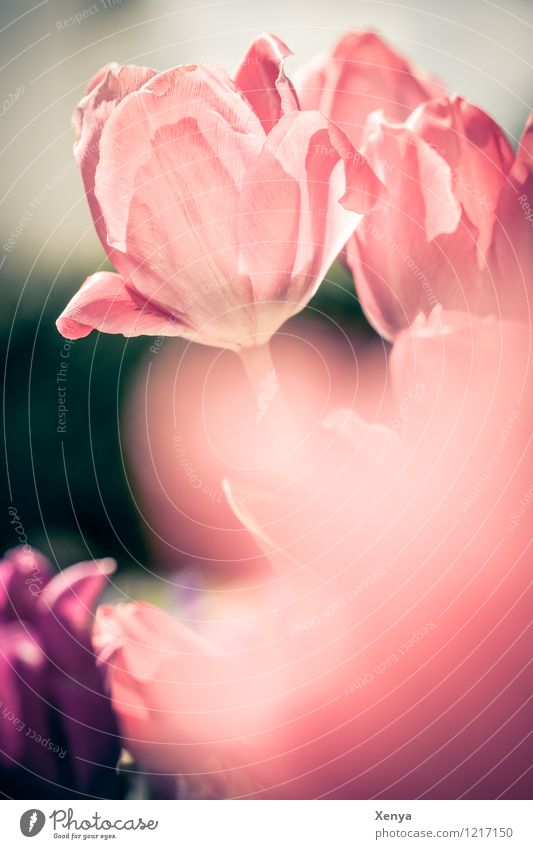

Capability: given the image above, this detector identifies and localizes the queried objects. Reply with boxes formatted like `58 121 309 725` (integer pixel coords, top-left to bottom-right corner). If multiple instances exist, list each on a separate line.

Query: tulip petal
239 111 379 326
0 547 52 622
61 53 383 350
94 64 263 254
48 672 119 797
489 113 533 318
367 113 462 239
408 96 514 261
94 602 220 683
93 603 239 775
346 115 475 339
234 33 299 133
0 550 120 797
56 272 186 340
0 624 49 768
237 145 300 312
516 112 533 172
73 63 157 254
297 30 445 148
39 558 116 677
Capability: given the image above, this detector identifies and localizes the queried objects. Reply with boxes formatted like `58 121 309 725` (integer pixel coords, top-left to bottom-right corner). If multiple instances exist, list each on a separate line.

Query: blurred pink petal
296 30 444 148
322 407 396 453
0 625 47 765
97 306 532 798
93 602 263 791
93 595 363 798
218 310 533 798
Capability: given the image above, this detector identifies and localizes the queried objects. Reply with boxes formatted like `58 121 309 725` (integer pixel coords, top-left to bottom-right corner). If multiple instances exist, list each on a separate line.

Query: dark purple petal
0 623 56 778
48 670 120 796
38 558 116 676
0 547 52 623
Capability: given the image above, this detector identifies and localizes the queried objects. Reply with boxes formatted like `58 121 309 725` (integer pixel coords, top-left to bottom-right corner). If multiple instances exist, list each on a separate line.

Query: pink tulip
57 35 380 350
296 30 444 149
93 600 281 796
346 100 532 339
92 592 382 799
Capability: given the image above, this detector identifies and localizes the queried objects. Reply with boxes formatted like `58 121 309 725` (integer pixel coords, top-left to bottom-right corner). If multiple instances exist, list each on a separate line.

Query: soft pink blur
124 318 388 576
56 34 380 350
98 308 532 799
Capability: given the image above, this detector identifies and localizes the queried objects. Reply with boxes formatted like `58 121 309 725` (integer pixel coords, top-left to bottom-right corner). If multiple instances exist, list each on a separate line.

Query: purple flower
0 547 120 798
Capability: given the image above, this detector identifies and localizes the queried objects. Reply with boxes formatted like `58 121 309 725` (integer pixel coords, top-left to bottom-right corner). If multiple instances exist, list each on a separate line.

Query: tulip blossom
57 35 380 350
0 547 119 798
93 592 379 799
296 30 444 149
346 100 532 339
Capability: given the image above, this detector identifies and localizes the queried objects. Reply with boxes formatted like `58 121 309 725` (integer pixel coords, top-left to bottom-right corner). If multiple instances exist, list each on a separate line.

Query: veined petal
56 272 186 340
234 33 299 133
488 112 533 318
237 141 300 306
93 65 265 345
242 110 379 326
94 64 264 255
93 603 238 774
346 115 473 339
408 96 515 261
73 63 157 254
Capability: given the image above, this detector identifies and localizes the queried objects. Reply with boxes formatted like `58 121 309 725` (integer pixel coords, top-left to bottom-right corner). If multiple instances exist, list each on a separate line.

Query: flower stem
238 341 298 436
238 341 277 397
